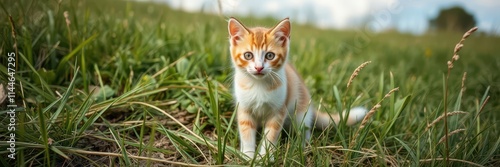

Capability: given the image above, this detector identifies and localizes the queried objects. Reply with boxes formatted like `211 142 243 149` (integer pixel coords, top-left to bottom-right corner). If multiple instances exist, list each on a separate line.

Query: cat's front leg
237 107 257 159
258 109 286 159
296 106 314 144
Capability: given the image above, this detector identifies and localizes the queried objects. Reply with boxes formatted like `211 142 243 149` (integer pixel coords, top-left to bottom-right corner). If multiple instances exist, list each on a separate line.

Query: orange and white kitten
228 17 367 159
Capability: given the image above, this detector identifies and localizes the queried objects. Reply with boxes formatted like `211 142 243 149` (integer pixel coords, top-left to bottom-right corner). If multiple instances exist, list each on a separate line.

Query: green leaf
383 95 412 137
92 85 116 102
35 69 56 85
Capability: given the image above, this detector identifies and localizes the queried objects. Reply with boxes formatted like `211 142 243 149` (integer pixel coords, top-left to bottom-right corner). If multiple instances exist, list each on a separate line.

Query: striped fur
228 17 367 159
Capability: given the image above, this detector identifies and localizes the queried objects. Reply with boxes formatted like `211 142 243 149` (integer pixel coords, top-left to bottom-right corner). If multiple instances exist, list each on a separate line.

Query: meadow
0 0 499 166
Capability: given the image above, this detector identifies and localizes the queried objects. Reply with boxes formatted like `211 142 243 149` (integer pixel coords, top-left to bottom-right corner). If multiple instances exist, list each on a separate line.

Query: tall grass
0 0 499 166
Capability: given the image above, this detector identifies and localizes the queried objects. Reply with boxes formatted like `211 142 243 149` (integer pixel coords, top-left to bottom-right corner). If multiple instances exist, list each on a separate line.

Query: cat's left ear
269 18 291 46
228 17 250 46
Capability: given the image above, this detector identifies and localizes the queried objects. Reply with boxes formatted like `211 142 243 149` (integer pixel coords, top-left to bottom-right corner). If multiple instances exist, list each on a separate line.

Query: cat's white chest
234 72 287 118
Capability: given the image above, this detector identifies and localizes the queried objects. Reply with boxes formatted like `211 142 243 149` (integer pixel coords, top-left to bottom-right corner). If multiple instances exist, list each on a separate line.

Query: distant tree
429 6 476 32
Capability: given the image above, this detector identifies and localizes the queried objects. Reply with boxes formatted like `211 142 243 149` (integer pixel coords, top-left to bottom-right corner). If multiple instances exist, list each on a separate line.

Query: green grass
1 0 499 166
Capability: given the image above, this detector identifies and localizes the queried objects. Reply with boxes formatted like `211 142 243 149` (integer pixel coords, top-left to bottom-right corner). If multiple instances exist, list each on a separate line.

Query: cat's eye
265 52 275 60
243 52 253 60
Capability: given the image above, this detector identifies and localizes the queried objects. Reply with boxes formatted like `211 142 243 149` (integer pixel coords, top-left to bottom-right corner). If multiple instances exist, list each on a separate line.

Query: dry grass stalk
426 111 467 131
461 72 467 93
8 16 18 65
64 11 72 51
350 87 399 148
443 27 478 164
9 16 17 48
0 84 6 104
384 87 399 98
439 129 466 144
478 96 490 115
447 27 478 70
418 158 484 167
64 11 71 25
318 146 398 166
316 97 324 112
347 61 371 88
356 104 381 132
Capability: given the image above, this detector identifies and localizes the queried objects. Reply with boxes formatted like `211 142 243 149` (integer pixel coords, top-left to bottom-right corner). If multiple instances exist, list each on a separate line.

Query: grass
0 0 499 166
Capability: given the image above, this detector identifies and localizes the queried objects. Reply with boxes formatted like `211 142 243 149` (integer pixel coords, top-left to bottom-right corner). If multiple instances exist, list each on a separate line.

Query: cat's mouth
245 68 268 78
254 73 265 76
249 71 266 78
253 73 265 78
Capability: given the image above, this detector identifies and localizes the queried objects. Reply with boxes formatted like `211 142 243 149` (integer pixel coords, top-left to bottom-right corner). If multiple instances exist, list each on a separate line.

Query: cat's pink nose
255 66 264 73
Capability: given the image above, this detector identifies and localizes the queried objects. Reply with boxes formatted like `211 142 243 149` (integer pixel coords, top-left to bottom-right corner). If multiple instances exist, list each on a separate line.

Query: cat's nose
255 66 264 73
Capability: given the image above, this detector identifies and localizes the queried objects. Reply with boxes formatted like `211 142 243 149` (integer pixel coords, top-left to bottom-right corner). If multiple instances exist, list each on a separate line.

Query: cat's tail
313 107 367 129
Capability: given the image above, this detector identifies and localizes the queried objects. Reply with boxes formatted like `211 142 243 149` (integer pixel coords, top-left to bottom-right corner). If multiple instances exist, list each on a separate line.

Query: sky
161 0 500 35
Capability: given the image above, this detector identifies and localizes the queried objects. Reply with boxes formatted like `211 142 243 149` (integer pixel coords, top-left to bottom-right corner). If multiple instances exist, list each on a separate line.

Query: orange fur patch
266 121 282 131
238 120 256 140
269 53 284 68
253 31 265 47
230 27 288 69
232 52 248 67
266 81 282 91
239 120 256 129
264 115 285 141
265 130 279 142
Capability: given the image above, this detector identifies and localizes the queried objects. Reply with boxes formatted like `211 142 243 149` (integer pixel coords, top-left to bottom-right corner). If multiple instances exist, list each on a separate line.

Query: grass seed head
439 129 466 144
350 87 398 148
347 61 371 88
64 11 71 25
448 27 478 71
426 111 468 131
461 72 467 93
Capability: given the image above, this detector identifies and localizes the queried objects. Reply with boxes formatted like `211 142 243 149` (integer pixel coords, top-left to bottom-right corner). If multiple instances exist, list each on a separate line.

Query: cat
227 17 367 159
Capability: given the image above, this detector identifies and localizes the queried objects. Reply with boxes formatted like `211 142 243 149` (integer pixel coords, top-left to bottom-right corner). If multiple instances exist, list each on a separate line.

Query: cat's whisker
269 71 283 88
269 71 280 87
224 73 235 87
274 70 285 81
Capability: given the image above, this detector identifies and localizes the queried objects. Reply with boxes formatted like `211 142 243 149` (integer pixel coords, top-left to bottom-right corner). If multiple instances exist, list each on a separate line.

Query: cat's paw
241 151 255 161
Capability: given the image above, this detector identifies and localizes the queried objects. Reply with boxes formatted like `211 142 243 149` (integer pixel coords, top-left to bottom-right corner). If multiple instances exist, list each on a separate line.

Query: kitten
228 17 367 159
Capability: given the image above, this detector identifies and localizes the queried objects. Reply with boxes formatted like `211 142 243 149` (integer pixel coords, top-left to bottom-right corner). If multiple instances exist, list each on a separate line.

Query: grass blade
56 34 97 74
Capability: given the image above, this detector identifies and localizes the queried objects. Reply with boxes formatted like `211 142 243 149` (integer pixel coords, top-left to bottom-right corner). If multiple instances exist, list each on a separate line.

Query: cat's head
228 17 291 79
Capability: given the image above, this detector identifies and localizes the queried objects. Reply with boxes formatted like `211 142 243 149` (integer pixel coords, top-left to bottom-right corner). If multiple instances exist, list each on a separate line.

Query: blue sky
162 0 500 35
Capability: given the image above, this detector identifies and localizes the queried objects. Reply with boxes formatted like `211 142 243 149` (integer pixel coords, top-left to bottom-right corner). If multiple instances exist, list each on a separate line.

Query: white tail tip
349 107 367 123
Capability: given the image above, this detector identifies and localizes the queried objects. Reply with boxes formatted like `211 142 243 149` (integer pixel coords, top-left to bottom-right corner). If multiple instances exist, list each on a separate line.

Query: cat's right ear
228 17 249 46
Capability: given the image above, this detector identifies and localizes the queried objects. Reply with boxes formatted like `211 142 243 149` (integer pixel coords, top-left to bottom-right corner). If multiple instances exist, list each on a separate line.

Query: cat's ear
228 17 249 46
268 18 291 47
